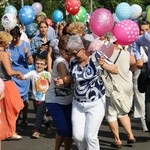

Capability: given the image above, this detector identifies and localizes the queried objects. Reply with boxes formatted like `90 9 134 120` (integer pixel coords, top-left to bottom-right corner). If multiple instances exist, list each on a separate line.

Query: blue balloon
113 13 120 23
4 5 17 16
52 10 63 23
115 2 131 20
19 5 36 25
25 23 37 38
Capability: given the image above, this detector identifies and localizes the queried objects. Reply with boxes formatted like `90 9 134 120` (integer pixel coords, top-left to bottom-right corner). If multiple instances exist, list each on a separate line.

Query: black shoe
44 121 52 134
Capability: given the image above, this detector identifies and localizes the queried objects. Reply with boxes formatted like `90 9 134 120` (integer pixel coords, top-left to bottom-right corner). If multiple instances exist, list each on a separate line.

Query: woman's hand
54 77 64 87
38 45 49 51
24 47 28 54
0 92 5 100
16 74 24 80
98 56 119 74
99 55 106 67
16 71 23 79
43 45 49 50
24 46 33 65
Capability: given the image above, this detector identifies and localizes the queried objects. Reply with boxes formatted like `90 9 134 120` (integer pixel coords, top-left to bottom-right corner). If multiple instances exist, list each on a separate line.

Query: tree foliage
0 0 150 21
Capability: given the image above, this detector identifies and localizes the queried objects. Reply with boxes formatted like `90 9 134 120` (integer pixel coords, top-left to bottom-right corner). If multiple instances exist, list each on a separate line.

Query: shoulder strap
105 49 122 81
91 50 121 81
114 49 122 64
142 46 148 56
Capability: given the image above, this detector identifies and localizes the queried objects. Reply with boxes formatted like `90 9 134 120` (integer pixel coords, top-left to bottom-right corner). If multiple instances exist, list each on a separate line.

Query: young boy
21 56 51 138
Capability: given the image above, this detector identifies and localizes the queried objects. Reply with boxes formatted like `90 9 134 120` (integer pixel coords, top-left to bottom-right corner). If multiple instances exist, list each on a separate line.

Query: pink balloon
0 78 4 95
89 8 114 37
113 19 140 45
45 18 53 26
88 38 114 58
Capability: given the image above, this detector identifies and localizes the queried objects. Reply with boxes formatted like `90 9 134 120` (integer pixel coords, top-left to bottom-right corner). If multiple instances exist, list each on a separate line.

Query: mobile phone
41 40 50 46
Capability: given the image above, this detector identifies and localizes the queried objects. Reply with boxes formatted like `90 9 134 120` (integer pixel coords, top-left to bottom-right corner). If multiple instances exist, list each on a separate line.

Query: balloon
1 13 17 31
147 9 150 22
141 11 147 20
130 4 142 19
113 13 120 23
71 6 87 23
45 18 53 26
115 2 131 20
19 5 36 25
52 10 64 23
88 38 114 58
4 5 17 16
65 0 81 15
113 19 140 45
0 78 4 95
32 2 42 15
146 5 150 12
25 23 37 39
89 8 114 37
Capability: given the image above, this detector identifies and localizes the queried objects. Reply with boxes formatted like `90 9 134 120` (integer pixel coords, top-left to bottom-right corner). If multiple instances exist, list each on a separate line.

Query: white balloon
1 13 17 31
32 2 43 15
4 5 17 16
130 4 142 19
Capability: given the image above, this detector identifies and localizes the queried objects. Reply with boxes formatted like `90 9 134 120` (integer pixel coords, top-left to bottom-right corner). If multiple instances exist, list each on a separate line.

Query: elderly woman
0 31 24 140
55 35 118 150
66 22 85 36
105 43 136 148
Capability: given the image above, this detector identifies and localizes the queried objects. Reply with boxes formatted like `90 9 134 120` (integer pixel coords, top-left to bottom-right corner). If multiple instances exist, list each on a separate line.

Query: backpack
137 63 148 93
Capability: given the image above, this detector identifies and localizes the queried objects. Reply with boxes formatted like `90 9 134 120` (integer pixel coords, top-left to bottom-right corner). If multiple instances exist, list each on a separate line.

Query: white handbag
91 51 131 114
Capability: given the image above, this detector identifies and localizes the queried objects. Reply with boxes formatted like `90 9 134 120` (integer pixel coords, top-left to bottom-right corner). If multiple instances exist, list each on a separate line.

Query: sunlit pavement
1 101 150 150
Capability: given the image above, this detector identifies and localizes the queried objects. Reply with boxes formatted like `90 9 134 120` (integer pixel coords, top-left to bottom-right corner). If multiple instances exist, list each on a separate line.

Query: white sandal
9 133 22 140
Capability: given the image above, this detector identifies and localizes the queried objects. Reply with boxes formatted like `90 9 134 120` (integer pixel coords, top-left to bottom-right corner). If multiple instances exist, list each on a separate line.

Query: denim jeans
34 101 47 130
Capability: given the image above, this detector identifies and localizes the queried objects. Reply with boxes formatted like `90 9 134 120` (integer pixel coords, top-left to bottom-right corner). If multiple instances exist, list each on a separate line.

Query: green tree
0 0 149 23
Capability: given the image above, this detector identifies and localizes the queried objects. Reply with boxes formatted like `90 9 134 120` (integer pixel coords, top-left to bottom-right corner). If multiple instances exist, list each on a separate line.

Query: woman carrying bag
105 44 136 148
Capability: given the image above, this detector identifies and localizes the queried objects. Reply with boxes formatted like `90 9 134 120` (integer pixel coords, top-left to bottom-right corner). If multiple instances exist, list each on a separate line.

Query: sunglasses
69 49 83 57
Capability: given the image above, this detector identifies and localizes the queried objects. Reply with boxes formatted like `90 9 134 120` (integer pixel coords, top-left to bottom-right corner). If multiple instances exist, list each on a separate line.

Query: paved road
1 101 150 150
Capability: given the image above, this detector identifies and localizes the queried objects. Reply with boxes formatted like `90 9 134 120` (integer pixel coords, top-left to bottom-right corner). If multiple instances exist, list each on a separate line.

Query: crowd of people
0 11 150 150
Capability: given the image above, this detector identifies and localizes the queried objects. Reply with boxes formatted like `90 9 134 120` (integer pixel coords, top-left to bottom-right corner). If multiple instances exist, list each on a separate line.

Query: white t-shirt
20 31 30 43
45 56 72 105
24 70 51 101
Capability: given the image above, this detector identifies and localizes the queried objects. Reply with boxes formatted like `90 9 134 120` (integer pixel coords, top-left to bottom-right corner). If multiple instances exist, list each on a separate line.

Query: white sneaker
141 117 148 132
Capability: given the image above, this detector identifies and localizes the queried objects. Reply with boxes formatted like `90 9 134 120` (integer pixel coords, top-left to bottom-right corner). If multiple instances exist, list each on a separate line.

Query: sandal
127 138 136 144
9 133 22 140
32 131 40 139
111 142 122 148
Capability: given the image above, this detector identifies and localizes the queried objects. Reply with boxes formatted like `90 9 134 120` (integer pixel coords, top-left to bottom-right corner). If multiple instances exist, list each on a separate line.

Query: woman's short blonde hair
67 22 85 36
0 31 12 45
